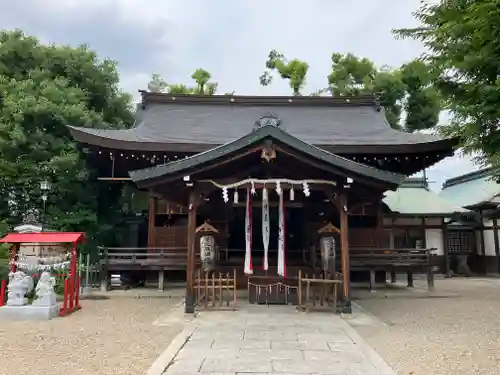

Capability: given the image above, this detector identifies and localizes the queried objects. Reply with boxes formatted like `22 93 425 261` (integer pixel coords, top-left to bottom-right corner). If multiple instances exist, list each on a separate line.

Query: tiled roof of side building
439 167 500 208
384 178 471 216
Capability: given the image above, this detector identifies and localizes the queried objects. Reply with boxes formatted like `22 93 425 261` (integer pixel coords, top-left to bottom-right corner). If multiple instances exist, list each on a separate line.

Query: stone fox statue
7 271 34 306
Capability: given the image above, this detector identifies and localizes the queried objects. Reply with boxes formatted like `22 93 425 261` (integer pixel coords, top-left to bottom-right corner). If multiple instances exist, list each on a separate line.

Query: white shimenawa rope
201 178 337 189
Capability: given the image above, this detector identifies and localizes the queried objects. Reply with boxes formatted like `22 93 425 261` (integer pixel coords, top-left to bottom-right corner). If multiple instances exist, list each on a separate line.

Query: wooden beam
185 189 198 314
97 177 132 181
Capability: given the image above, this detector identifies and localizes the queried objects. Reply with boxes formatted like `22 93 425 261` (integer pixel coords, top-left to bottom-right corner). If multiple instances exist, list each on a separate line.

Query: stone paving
163 305 396 375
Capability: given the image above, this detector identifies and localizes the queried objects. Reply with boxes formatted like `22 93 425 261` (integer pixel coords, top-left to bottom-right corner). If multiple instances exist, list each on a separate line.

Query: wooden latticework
195 269 237 310
297 270 343 313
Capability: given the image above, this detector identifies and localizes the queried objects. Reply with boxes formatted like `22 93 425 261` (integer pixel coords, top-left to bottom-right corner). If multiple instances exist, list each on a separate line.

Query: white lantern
320 236 336 273
317 222 339 274
200 234 216 272
196 222 219 272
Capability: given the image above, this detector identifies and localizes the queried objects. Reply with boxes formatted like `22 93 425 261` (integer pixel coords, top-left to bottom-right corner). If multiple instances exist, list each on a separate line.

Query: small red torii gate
0 231 85 316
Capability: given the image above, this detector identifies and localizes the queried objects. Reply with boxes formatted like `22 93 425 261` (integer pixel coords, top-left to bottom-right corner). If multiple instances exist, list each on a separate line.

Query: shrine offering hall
69 92 458 313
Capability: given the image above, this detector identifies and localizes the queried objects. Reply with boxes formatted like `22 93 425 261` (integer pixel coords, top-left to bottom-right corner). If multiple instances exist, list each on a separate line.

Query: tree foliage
259 49 441 131
0 30 134 249
394 0 500 166
327 52 440 131
148 68 218 95
259 50 309 96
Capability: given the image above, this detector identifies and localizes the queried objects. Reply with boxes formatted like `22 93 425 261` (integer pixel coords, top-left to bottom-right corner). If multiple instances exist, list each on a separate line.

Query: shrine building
68 92 468 313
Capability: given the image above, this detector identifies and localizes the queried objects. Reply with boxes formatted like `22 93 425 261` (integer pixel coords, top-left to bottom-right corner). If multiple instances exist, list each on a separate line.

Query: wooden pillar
158 270 165 291
493 217 500 273
375 201 383 248
479 210 487 274
10 244 19 272
147 195 156 249
185 189 198 313
442 217 451 277
420 217 426 248
339 193 351 313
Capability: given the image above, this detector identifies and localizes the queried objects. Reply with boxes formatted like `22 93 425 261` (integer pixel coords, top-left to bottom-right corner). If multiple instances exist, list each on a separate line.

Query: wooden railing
349 247 434 267
98 247 188 270
297 270 342 314
195 269 237 310
348 247 436 291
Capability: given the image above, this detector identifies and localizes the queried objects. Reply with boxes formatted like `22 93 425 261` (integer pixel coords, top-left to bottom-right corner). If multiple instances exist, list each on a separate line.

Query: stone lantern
196 222 219 272
317 222 340 275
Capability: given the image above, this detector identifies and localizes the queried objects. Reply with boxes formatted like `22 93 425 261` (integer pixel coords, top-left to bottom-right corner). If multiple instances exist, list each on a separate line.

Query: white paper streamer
12 260 70 271
277 193 286 277
262 187 270 271
244 189 253 275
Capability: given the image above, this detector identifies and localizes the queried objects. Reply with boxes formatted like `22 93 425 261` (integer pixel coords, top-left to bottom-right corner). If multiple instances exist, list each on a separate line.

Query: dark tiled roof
68 94 455 153
130 124 406 188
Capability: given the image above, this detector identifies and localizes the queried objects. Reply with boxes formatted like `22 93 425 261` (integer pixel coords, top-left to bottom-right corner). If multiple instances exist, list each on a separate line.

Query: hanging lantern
317 223 340 274
196 222 219 272
290 187 295 201
233 189 239 203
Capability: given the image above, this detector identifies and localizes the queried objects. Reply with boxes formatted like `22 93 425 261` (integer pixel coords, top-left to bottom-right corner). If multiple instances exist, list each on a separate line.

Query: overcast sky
0 0 478 189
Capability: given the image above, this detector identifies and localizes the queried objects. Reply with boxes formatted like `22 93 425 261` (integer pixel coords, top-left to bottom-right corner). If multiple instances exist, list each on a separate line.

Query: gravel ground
353 277 500 375
0 293 185 375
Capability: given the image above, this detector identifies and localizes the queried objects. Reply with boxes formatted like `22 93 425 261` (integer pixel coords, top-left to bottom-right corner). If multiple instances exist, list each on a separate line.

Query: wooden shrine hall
69 92 459 313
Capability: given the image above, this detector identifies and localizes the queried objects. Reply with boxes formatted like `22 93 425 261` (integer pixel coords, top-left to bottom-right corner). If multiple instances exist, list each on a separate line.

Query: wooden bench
349 248 436 292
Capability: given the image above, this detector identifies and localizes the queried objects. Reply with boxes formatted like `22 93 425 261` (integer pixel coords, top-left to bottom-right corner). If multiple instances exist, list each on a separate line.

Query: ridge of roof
129 124 406 187
400 177 428 189
139 91 382 108
442 167 500 189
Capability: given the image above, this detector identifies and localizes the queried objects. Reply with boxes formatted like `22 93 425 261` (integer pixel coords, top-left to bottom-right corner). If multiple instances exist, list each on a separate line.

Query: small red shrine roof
0 232 85 244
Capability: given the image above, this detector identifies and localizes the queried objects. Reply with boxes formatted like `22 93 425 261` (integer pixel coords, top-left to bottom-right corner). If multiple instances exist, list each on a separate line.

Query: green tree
400 60 441 133
327 53 406 129
394 0 500 165
0 30 134 250
326 52 440 131
0 220 9 280
147 69 218 95
259 49 309 96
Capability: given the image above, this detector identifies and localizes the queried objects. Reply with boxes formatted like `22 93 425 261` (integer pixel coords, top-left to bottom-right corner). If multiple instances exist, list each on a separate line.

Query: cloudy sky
0 0 478 189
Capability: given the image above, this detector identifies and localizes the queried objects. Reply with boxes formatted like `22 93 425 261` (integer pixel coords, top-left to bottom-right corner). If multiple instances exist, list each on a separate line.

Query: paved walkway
163 305 396 375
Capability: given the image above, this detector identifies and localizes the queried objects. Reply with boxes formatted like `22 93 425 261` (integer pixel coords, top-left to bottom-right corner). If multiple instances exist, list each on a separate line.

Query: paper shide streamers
207 178 336 201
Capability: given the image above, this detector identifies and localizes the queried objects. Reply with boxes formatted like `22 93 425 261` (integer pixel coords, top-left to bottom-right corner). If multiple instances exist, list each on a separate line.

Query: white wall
483 219 497 256
425 228 444 255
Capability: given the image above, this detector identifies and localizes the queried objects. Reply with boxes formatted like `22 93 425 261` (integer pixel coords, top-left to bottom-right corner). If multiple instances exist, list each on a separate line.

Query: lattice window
447 230 474 254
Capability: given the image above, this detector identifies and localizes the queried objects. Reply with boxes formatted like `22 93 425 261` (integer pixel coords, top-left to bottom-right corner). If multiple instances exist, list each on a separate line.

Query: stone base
0 304 60 321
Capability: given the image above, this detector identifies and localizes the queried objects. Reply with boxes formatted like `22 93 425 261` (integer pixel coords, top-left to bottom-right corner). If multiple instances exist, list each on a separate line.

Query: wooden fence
297 270 343 313
195 269 237 310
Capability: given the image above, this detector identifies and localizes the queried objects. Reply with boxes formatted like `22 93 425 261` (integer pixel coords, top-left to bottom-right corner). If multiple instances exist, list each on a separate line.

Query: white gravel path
0 294 185 375
353 277 500 375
